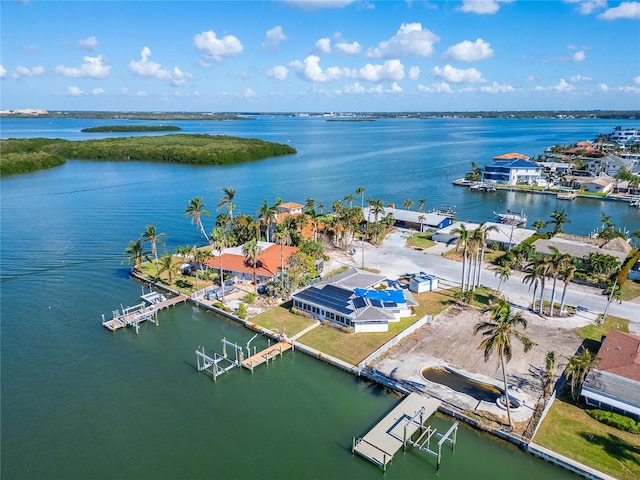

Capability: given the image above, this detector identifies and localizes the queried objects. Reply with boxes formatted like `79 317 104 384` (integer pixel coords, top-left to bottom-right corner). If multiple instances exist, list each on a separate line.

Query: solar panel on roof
353 297 366 309
294 287 353 315
323 284 353 298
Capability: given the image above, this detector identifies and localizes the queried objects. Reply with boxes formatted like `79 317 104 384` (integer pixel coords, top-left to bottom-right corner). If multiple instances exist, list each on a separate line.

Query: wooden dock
353 393 442 471
102 294 188 332
241 341 291 372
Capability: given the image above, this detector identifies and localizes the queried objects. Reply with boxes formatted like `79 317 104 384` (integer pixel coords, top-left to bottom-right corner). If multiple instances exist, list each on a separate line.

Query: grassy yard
406 232 435 249
534 395 640 480
576 314 629 352
249 301 315 337
620 279 640 302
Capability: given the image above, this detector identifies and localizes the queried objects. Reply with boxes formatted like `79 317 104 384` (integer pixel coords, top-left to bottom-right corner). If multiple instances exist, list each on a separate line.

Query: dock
241 341 291 372
102 294 188 332
353 392 458 472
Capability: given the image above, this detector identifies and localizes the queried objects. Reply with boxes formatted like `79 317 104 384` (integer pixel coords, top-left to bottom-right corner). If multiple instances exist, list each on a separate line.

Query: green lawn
407 232 435 249
620 279 640 302
534 396 640 480
249 301 315 337
576 315 629 351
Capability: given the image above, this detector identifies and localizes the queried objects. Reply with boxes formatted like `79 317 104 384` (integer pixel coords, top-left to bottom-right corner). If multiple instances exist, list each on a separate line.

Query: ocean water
1 115 637 479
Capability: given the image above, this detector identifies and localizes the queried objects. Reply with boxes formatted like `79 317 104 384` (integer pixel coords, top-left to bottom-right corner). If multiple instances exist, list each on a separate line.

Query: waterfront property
585 154 636 177
292 268 417 333
482 152 545 186
432 221 536 250
580 330 640 420
204 241 298 286
533 233 632 264
362 206 452 231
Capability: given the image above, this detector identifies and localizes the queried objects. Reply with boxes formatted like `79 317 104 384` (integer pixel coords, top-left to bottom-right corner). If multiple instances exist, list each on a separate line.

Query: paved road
335 229 639 329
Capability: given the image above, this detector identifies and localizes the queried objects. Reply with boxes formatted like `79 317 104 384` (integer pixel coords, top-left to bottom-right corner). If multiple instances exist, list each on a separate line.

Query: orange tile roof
204 244 299 278
596 330 640 382
493 152 530 161
279 202 304 210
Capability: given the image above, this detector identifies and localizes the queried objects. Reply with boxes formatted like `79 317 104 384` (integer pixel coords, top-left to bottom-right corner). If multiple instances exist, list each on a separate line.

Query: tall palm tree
257 199 278 242
495 265 511 291
565 348 599 401
541 351 556 401
474 298 536 428
546 210 570 234
355 186 365 208
305 198 316 212
418 214 426 233
344 193 355 208
417 198 426 213
193 247 209 290
547 247 571 317
533 219 546 233
218 187 236 219
403 199 414 211
184 196 210 242
472 223 498 290
522 260 541 311
209 226 228 303
141 224 166 278
318 203 325 214
242 238 263 293
122 239 148 272
558 263 577 315
273 222 293 273
536 257 552 315
449 223 471 293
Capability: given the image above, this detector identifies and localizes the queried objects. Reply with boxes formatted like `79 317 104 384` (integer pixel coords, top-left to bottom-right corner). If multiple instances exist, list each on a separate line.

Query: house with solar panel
482 152 545 186
291 268 418 333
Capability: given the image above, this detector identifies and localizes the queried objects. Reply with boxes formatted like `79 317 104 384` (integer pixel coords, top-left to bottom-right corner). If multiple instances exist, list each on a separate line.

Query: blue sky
2 0 639 112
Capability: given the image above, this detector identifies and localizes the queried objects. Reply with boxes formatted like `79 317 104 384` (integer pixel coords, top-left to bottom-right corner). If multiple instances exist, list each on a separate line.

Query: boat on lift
493 210 528 226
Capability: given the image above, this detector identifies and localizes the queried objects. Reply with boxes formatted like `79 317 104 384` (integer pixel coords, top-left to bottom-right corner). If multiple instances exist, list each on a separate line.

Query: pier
241 340 292 372
352 392 458 472
102 293 188 333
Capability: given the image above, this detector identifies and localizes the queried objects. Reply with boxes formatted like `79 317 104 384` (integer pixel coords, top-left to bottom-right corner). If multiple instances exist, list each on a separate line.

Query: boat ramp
352 392 458 472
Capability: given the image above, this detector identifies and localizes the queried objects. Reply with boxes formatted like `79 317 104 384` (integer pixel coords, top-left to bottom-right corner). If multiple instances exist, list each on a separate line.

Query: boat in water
493 210 527 226
470 182 496 192
427 205 457 219
557 190 578 200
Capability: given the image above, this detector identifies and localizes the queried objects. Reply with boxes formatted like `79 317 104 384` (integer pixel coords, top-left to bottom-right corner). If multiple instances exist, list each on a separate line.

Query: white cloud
315 37 331 54
67 86 84 96
356 59 405 82
78 36 98 51
92 87 106 95
564 0 607 15
569 74 591 82
344 82 366 94
266 65 289 80
573 50 586 62
478 81 516 93
129 47 192 86
12 65 45 79
619 84 640 93
55 55 110 78
335 41 362 55
598 1 640 19
417 82 453 93
634 76 640 85
408 66 420 80
284 0 355 11
553 79 576 92
244 88 256 98
135 91 148 97
444 38 494 62
0 64 6 78
366 23 440 58
194 30 244 62
293 55 344 82
263 26 287 49
458 0 513 14
598 83 610 91
432 64 485 83
390 82 402 93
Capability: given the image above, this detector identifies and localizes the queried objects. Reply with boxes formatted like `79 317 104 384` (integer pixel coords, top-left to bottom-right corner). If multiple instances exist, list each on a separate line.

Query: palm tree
472 223 498 290
448 223 471 293
218 187 236 219
418 214 426 233
403 199 414 211
495 265 511 291
158 252 177 285
536 258 551 315
474 298 536 428
522 260 541 311
541 351 556 401
305 198 316 212
565 348 599 401
257 199 278 242
546 210 570 234
273 222 293 273
417 198 426 213
122 239 148 272
209 226 228 303
344 193 355 208
533 219 546 233
141 224 166 278
558 263 577 316
184 196 210 242
193 247 209 290
630 229 640 248
355 186 365 208
242 238 264 293
318 203 325 214
547 247 571 317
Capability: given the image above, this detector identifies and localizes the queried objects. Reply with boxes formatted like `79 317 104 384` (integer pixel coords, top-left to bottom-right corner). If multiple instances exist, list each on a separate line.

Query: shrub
586 409 640 434
236 303 247 319
243 292 257 304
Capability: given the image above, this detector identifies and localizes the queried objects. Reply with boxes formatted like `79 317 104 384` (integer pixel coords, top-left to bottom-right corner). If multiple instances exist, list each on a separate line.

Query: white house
291 268 417 333
432 221 536 250
482 153 544 186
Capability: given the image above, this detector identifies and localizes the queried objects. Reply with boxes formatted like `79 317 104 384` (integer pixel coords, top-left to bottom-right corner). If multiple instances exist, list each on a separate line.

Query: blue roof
353 288 405 303
492 159 540 169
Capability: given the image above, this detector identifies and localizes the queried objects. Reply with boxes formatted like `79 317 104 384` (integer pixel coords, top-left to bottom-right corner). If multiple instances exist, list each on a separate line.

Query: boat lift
195 338 244 382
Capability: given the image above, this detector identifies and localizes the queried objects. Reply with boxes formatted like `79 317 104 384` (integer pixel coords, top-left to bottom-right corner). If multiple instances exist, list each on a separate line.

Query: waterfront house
580 330 640 420
204 242 298 286
585 155 635 177
532 233 631 264
576 174 614 194
432 221 536 250
362 206 452 231
482 153 544 186
291 268 417 333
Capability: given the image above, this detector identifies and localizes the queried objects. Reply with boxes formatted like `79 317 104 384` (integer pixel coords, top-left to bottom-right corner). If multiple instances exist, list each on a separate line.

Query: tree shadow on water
580 431 640 468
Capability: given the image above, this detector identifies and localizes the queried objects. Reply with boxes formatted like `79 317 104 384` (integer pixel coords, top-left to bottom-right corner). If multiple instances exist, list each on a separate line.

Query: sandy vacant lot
374 304 590 425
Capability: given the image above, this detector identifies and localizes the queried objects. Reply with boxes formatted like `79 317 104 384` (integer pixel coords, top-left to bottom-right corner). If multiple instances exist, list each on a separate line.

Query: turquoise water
2 116 637 479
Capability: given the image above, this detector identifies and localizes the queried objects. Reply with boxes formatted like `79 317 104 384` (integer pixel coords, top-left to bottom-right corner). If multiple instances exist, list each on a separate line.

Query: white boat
493 210 527 225
606 126 640 145
630 198 640 208
470 182 496 192
557 190 577 200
